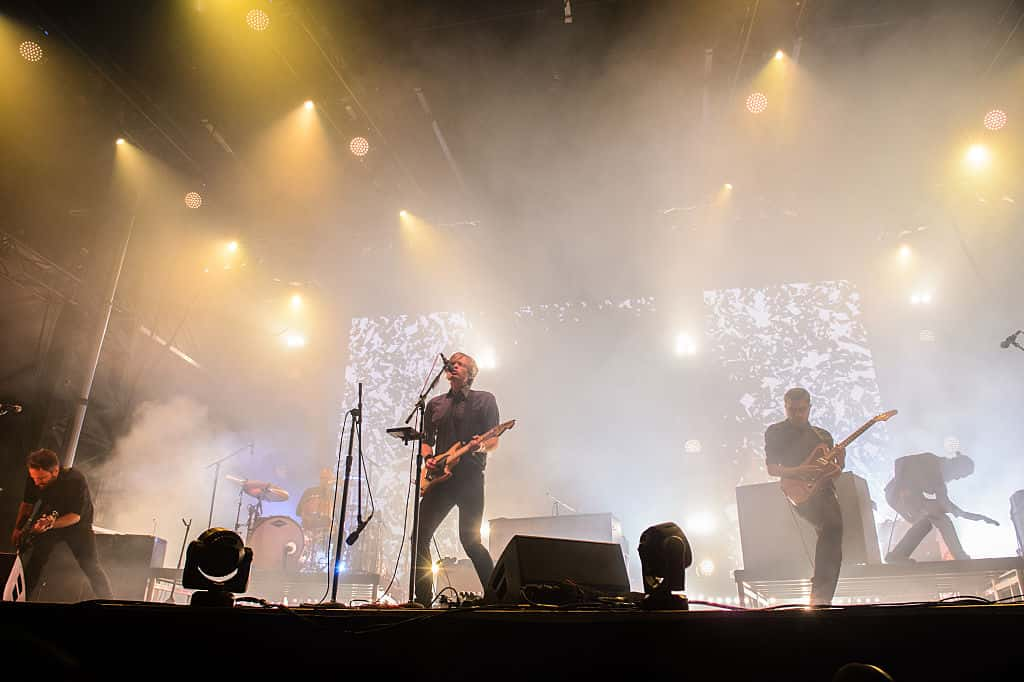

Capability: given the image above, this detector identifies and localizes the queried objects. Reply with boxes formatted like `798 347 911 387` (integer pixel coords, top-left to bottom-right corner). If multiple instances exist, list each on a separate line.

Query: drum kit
224 470 380 575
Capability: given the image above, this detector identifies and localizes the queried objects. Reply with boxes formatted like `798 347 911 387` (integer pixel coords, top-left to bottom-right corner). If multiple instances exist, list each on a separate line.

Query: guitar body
778 409 898 507
16 511 58 553
419 419 516 496
780 443 840 506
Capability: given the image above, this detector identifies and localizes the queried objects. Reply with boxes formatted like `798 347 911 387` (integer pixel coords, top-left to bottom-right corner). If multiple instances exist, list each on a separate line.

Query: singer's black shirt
423 388 499 473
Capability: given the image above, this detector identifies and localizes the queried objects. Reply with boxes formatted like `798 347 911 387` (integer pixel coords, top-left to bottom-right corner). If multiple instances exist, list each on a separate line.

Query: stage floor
2 599 1022 680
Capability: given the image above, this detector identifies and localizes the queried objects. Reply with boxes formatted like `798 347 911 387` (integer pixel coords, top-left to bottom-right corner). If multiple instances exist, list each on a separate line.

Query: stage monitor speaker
484 535 629 604
32 532 167 602
736 472 881 576
1010 490 1024 557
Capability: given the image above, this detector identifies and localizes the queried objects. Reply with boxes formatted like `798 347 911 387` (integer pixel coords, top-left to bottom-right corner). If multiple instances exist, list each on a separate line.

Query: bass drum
249 516 304 572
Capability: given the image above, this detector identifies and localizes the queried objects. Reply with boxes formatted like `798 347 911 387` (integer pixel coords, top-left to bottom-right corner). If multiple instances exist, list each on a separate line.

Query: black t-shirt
22 467 94 528
884 452 945 503
764 419 835 469
423 388 499 472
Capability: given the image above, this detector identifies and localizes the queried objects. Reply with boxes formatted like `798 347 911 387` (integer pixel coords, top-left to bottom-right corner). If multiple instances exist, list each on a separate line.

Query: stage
2 599 1022 680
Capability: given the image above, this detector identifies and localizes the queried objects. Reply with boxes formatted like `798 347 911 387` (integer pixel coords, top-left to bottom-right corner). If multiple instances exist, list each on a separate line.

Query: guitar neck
835 419 879 451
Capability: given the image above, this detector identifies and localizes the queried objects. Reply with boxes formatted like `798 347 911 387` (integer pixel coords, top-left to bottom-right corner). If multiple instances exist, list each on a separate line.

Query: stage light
349 136 370 157
746 92 768 114
19 41 43 63
696 559 715 577
115 138 126 146
638 522 692 610
184 191 203 209
919 329 935 343
285 334 306 348
910 291 932 305
774 50 784 61
684 439 702 454
478 347 498 370
399 210 409 218
898 244 911 261
984 109 1007 131
181 528 253 607
431 561 439 576
944 436 960 453
675 333 697 356
965 144 990 169
723 183 733 190
227 241 239 253
686 512 716 536
246 8 270 32
480 520 490 540
304 100 314 110
290 294 302 309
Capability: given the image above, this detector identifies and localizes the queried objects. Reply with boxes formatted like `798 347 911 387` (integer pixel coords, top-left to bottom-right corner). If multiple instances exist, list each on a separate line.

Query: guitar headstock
873 409 898 423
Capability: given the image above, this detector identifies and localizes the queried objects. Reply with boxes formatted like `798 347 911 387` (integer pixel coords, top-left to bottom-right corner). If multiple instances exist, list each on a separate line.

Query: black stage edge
2 601 1022 680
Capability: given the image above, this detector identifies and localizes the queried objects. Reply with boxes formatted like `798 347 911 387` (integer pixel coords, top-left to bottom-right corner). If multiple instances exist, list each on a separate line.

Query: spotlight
898 244 911 261
349 136 370 157
919 329 935 343
684 439 702 454
674 333 697 356
965 144 990 169
115 138 126 146
399 210 409 218
944 436 960 453
290 294 302 309
304 100 314 110
685 512 716 536
285 333 306 348
745 92 768 114
184 191 203 209
227 241 239 253
774 50 784 61
723 183 733 190
181 528 253 607
477 347 498 370
697 558 716 577
19 41 43 63
984 109 1007 131
246 8 270 32
638 522 692 610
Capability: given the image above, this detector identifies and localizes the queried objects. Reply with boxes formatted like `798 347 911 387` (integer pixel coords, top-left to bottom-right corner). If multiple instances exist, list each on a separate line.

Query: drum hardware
225 475 290 543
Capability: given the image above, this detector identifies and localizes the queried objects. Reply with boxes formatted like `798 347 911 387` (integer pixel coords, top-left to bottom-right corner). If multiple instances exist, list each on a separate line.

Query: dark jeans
888 503 969 561
23 526 112 600
795 489 843 605
414 468 493 606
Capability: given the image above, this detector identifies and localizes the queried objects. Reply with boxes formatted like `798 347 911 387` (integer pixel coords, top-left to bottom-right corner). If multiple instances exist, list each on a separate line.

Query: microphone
439 352 456 373
1000 330 1022 349
0 403 23 413
345 513 373 545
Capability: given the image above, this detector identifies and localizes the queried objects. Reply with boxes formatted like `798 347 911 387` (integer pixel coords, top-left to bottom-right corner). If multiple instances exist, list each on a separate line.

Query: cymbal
242 480 289 502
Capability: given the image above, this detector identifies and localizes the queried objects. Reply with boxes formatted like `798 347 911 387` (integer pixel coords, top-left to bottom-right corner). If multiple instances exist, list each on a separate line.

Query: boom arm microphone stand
330 382 362 603
402 357 448 604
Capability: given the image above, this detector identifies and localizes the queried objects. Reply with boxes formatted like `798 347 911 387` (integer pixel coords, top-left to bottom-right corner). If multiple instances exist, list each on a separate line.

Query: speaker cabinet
485 535 629 604
32 532 167 602
736 472 881 576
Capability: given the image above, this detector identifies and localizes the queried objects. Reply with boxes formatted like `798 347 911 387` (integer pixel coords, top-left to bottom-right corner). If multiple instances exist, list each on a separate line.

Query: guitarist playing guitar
414 351 504 608
765 387 848 606
884 451 998 563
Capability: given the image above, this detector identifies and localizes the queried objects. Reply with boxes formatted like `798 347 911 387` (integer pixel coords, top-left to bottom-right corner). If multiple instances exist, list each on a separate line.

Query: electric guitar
781 410 898 506
15 507 58 553
420 419 516 495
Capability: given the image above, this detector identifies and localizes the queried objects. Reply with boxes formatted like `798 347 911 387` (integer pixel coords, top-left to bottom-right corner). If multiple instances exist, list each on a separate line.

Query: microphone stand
203 443 253 530
330 382 362 603
404 358 448 604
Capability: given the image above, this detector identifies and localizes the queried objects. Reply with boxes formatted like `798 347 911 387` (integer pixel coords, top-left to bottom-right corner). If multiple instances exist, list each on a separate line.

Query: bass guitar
781 410 898 506
420 419 516 495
